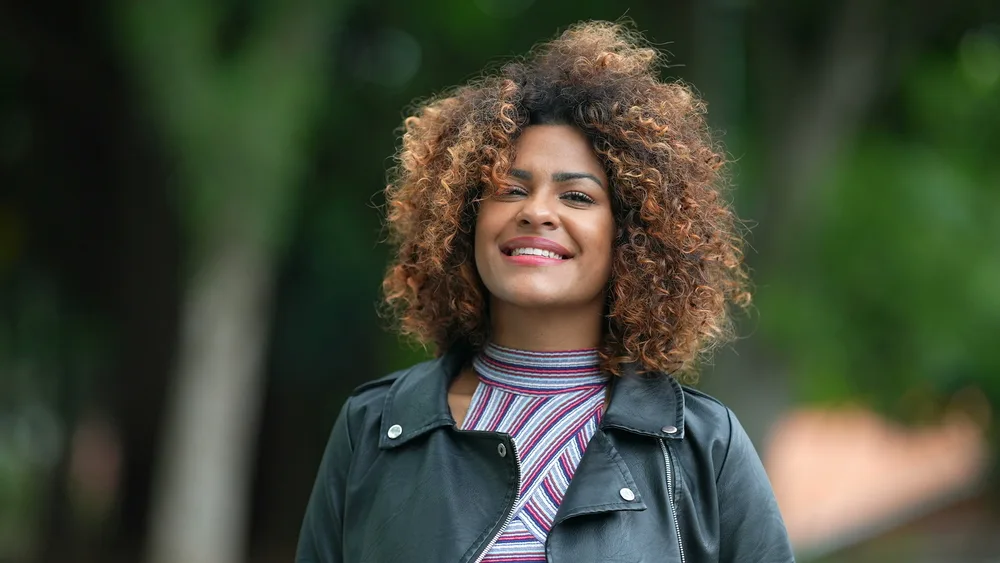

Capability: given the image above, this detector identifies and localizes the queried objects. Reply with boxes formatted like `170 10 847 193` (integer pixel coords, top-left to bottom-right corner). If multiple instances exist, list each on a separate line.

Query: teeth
510 247 564 259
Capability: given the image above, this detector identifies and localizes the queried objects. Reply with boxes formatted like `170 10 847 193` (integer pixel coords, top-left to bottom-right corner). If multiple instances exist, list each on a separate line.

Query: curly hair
381 21 750 380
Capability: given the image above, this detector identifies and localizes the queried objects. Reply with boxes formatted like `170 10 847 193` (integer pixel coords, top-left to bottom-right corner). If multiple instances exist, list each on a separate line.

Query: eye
495 185 527 198
561 191 596 204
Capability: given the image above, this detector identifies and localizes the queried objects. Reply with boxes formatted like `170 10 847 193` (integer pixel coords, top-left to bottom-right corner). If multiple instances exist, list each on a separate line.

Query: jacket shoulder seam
348 368 409 398
714 407 736 484
679 386 735 483
679 385 728 410
350 353 446 398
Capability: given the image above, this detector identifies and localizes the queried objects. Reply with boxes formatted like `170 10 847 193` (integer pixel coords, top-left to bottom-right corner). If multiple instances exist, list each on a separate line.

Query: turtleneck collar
472 342 607 396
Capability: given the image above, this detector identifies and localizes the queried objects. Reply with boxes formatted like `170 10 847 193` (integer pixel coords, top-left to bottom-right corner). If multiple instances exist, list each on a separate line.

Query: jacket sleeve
296 398 354 563
716 408 796 563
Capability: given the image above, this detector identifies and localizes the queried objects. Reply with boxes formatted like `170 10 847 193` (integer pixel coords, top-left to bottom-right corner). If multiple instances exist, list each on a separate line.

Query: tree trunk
114 2 350 561
146 234 274 563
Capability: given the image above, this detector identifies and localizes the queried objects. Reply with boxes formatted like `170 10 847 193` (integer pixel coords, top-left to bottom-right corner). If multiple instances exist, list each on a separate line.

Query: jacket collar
379 347 686 450
601 362 687 440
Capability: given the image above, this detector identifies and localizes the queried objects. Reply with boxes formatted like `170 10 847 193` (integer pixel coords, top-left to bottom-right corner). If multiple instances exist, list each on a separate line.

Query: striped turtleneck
461 343 608 562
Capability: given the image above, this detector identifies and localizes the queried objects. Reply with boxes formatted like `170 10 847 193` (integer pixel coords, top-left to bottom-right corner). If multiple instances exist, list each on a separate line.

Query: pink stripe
498 532 536 540
480 355 601 376
518 394 602 486
478 375 604 396
521 417 593 487
487 343 600 356
559 454 575 479
542 477 564 504
482 390 517 430
462 385 493 429
505 397 547 436
520 388 600 453
523 501 547 523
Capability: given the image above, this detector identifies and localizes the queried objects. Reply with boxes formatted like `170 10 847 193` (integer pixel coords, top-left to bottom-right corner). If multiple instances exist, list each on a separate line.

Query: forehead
512 125 605 177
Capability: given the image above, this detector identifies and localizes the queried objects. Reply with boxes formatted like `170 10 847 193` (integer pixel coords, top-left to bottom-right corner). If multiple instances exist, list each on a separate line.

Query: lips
499 237 574 259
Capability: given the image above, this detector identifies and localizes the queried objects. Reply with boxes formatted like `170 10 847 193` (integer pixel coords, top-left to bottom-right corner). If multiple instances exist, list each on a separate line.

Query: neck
489 297 605 351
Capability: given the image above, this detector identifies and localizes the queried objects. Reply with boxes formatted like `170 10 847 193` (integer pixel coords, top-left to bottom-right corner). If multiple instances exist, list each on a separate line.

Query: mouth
499 237 573 261
504 247 567 259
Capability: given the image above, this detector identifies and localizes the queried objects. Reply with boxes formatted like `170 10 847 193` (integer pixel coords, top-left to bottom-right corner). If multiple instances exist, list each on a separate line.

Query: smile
506 247 567 260
498 237 574 263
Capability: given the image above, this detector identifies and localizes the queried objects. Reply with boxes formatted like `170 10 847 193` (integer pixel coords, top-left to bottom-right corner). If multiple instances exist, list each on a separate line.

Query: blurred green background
1 0 998 562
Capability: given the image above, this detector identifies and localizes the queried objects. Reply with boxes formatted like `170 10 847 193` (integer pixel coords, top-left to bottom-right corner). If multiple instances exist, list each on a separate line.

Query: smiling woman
296 21 795 563
475 125 614 343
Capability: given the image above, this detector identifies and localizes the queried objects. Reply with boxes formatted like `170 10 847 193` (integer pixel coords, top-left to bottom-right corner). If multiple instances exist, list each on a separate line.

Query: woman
297 21 795 563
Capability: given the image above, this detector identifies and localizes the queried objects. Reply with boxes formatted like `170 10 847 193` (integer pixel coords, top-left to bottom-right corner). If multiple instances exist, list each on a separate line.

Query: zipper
472 438 522 563
659 439 686 563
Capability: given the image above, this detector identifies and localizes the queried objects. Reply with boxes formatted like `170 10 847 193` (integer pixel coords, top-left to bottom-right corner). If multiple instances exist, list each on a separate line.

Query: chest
341 428 696 563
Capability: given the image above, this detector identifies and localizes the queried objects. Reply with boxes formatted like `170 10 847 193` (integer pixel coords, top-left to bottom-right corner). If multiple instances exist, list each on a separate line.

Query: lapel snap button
387 424 403 439
619 487 636 501
662 425 678 434
497 443 507 457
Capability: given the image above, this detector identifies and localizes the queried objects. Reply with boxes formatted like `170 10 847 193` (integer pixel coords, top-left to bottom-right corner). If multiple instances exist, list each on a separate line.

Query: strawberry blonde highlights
380 21 750 380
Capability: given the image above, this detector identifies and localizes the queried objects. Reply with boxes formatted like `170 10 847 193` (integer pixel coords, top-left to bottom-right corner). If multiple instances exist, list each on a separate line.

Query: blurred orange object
764 404 990 556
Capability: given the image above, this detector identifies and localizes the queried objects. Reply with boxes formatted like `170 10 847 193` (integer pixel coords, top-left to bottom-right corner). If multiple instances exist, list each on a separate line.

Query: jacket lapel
552 429 648 526
602 365 686 440
378 348 468 449
553 366 687 525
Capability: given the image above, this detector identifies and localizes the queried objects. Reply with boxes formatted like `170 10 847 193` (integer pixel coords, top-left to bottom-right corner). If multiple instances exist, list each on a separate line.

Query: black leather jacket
296 349 795 563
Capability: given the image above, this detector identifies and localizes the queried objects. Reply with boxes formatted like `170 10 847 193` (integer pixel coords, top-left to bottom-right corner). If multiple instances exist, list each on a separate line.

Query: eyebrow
510 168 604 189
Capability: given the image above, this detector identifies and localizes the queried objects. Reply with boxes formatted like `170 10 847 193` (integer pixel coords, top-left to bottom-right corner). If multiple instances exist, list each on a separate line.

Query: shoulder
340 355 446 427
676 384 748 481
343 357 432 413
345 369 403 409
679 385 737 435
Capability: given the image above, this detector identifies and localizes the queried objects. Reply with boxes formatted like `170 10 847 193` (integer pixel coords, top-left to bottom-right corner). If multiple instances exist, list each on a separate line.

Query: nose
516 193 559 229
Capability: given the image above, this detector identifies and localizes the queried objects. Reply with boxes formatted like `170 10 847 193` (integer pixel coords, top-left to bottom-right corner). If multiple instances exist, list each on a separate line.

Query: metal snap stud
662 425 678 434
387 424 403 439
619 487 636 501
497 443 507 457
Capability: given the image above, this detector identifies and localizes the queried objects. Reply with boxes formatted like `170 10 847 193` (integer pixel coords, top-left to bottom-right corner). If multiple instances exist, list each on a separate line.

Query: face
475 124 614 311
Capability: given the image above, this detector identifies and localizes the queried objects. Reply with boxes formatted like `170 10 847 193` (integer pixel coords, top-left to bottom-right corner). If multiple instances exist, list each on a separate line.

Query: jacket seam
670 378 685 426
602 431 639 489
352 374 402 397
326 396 355 494
344 396 356 452
604 422 666 437
714 407 735 485
320 396 353 562
397 415 453 444
680 385 727 407
560 501 644 517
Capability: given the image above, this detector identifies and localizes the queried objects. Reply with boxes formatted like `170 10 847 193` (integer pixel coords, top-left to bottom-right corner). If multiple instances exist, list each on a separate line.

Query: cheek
474 203 505 274
475 201 504 241
587 213 616 264
473 208 491 252
590 217 616 286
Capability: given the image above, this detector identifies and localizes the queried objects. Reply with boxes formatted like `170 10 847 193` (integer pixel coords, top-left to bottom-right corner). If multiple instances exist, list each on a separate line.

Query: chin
493 285 575 309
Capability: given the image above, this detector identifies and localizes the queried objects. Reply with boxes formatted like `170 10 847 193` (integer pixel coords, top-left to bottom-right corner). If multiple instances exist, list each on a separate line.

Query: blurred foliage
2 1 1000 562
0 276 111 560
759 31 1000 423
114 0 341 256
